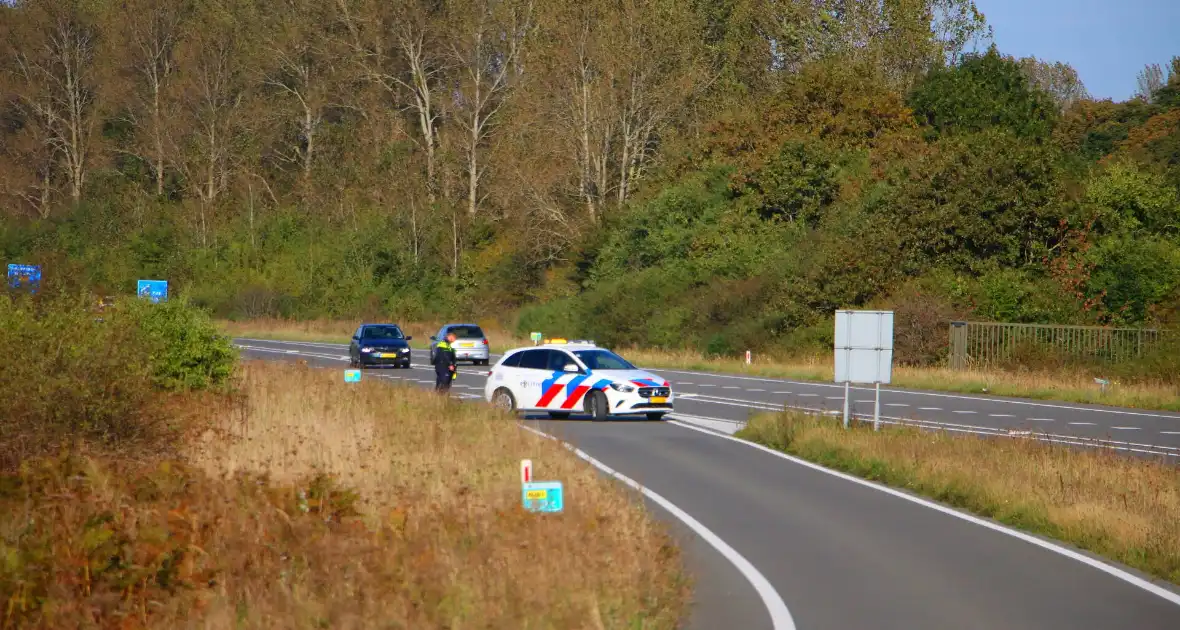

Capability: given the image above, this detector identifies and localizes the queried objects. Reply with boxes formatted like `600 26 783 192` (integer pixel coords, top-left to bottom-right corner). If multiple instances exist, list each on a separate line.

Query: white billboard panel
834 310 894 384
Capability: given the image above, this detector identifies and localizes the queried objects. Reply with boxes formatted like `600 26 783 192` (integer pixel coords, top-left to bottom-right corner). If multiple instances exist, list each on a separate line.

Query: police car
484 339 673 421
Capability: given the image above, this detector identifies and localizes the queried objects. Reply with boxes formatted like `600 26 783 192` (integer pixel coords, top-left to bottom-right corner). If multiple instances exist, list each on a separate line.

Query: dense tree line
2 0 1178 359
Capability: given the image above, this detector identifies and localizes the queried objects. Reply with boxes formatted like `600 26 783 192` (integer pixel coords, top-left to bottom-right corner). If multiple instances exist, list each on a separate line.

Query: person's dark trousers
435 369 453 393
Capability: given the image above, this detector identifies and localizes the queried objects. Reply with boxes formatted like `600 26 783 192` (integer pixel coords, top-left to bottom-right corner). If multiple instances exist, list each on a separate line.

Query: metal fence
948 321 1161 370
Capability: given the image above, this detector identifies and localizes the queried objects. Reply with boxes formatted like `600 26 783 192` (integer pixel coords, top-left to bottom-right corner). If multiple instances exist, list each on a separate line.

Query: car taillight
487 370 494 376
482 339 488 345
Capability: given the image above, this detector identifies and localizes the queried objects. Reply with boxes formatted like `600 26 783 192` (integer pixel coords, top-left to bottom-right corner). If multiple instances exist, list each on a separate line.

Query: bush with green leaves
118 297 238 391
0 290 238 469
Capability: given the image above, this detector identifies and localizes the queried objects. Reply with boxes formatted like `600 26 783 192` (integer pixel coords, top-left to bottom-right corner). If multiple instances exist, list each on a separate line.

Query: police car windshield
363 325 404 340
573 349 635 371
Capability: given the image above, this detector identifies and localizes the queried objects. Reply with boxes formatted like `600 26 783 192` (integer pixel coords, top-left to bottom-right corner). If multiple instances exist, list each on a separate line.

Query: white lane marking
825 396 844 400
678 382 695 386
885 403 909 408
989 414 1014 418
952 410 976 414
644 366 1180 420
723 386 741 390
1162 431 1180 435
748 388 766 392
774 391 792 395
797 394 818 397
1070 422 1096 426
665 420 1180 609
1027 418 1055 422
919 407 942 411
700 384 717 387
518 424 797 630
1111 427 1140 431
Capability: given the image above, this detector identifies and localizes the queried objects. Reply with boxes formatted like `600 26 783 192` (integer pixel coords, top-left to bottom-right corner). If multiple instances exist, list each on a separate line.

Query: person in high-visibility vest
433 331 458 393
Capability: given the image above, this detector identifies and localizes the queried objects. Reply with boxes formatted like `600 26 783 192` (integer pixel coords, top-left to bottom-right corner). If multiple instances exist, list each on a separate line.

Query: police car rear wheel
492 388 516 413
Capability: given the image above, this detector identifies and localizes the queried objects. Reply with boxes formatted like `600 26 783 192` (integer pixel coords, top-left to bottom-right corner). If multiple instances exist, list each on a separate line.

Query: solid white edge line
664 419 1180 608
517 423 796 630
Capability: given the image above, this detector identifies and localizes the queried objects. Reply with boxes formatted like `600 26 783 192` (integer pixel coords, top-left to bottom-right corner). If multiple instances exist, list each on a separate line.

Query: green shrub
0 291 157 469
118 297 238 391
0 290 239 469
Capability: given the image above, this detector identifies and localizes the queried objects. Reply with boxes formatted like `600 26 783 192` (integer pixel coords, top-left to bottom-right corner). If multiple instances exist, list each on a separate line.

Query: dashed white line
989 414 1014 418
952 410 976 415
723 386 741 390
918 407 942 411
1161 431 1180 435
774 391 792 395
798 394 819 398
1111 426 1141 431
885 403 909 408
678 382 695 386
699 384 717 388
748 388 766 392
1069 422 1096 426
1027 418 1055 422
825 396 844 400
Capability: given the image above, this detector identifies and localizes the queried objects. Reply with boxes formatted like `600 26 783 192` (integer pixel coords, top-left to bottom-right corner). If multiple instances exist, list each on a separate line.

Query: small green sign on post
530 332 542 345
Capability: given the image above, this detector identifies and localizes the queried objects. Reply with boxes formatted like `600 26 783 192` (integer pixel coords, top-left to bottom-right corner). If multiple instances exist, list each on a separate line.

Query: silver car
430 323 491 366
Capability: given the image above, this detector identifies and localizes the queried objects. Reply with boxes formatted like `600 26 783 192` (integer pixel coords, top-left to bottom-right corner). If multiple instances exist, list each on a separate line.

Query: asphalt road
235 338 1180 629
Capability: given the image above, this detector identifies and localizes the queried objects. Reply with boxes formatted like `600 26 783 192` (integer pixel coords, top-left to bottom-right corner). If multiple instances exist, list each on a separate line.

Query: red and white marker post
520 459 532 484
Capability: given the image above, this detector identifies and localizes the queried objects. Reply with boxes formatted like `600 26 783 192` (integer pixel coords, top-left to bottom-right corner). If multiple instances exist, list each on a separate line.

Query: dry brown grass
738 411 1180 584
1 362 687 629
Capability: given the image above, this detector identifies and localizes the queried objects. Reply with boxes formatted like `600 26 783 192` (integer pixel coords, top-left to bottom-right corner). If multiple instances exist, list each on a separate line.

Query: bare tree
3 0 101 206
345 0 449 204
262 0 346 186
169 0 254 245
1018 57 1089 111
447 0 534 217
1136 63 1166 103
115 0 189 197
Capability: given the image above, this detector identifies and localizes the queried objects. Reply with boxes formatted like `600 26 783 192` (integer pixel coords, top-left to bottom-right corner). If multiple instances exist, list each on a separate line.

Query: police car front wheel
585 390 609 422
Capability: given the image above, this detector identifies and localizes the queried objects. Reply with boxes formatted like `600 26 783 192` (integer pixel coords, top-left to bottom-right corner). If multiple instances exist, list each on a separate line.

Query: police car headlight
361 347 374 353
609 383 635 393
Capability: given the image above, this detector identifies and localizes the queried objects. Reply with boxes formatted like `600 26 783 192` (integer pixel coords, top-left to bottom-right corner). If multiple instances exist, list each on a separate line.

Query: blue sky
972 0 1180 101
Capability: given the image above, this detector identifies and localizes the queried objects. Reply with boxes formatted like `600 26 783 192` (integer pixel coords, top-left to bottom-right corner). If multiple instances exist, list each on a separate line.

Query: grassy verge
220 318 1180 411
736 412 1180 585
2 361 688 628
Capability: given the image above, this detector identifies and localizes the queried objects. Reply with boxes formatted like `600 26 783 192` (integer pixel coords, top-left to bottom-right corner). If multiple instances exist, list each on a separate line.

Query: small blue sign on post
344 369 362 383
522 481 564 513
137 280 168 303
7 264 41 293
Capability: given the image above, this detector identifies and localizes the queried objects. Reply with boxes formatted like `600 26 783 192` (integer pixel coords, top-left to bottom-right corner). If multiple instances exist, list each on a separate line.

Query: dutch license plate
651 396 667 404
457 342 473 348
526 489 547 500
377 352 395 358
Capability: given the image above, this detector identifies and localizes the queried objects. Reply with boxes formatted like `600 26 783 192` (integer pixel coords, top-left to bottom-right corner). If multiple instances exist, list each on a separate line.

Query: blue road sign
7 264 41 292
136 280 168 303
522 481 564 513
344 369 362 383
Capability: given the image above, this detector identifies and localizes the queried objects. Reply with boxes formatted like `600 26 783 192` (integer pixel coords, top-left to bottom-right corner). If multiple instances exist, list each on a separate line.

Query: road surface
236 338 1180 629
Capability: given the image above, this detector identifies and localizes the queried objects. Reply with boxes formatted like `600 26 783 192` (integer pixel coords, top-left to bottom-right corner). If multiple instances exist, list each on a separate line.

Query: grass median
736 411 1180 585
220 318 1180 412
2 361 688 628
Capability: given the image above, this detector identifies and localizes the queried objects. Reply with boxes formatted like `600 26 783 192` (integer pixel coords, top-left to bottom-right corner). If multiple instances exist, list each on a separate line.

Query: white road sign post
834 310 894 430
